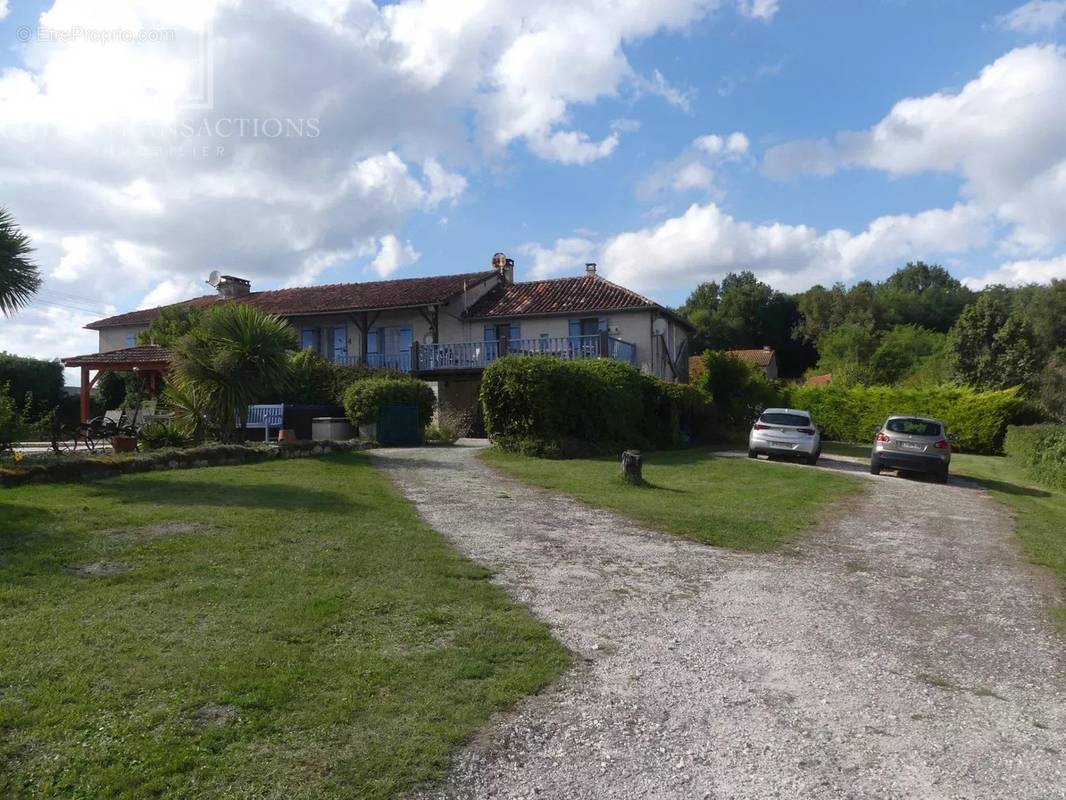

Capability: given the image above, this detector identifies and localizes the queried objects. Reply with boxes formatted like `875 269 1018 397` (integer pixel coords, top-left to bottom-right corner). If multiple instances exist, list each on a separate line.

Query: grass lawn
823 440 1066 627
482 448 861 551
0 454 569 799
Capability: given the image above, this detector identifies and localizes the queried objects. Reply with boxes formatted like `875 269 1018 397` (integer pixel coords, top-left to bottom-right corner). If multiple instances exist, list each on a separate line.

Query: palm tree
0 207 41 316
170 303 297 442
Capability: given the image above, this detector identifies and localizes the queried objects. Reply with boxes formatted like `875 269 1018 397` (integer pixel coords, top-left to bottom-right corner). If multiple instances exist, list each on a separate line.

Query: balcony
332 333 637 374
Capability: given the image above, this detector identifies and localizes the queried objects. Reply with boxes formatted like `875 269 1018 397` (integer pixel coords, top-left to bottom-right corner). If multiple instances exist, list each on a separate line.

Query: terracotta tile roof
86 270 498 330
63 345 173 367
466 276 691 326
726 348 776 367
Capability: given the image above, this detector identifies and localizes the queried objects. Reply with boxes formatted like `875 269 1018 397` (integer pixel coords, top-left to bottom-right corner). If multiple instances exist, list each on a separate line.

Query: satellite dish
652 317 668 336
423 333 435 345
207 270 221 287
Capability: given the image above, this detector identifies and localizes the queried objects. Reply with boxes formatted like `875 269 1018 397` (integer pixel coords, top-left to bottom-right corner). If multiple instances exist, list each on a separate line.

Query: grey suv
870 416 951 483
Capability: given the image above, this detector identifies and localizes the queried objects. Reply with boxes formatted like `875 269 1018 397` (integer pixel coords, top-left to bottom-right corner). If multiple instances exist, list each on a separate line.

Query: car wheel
807 452 820 466
935 465 949 484
747 449 757 459
870 457 881 476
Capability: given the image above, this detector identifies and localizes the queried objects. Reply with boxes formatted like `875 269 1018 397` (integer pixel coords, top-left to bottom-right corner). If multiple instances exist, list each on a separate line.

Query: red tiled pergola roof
466 276 693 327
86 270 498 330
62 345 174 368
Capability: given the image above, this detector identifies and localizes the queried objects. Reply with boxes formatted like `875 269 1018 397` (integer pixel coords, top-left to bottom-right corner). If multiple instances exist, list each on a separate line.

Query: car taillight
875 432 891 443
798 427 816 435
753 423 769 430
934 439 950 449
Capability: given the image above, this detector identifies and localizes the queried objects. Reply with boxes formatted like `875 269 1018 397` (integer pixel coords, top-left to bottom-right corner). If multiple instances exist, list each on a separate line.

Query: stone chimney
492 252 514 284
217 275 251 299
585 262 597 277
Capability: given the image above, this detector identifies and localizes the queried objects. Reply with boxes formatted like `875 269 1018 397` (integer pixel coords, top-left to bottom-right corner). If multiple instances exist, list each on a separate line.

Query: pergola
62 345 173 421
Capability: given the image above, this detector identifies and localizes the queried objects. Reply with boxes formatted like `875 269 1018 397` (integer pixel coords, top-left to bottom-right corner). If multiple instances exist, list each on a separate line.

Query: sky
2 0 1066 383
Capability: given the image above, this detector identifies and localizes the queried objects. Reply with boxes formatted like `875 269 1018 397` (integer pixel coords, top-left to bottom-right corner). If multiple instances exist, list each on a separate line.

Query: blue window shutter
126 334 136 348
367 328 379 353
568 320 581 338
509 323 520 341
598 318 608 332
484 324 496 342
399 327 413 350
300 328 315 350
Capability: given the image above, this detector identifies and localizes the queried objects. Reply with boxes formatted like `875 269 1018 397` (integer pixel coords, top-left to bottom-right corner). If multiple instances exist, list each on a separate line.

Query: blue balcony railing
331 333 637 373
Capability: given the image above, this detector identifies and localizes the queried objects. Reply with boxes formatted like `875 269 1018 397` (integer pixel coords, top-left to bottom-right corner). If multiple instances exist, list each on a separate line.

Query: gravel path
371 442 1066 800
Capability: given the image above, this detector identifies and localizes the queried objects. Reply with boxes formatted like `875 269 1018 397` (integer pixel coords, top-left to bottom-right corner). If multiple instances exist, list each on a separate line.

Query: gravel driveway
371 442 1065 800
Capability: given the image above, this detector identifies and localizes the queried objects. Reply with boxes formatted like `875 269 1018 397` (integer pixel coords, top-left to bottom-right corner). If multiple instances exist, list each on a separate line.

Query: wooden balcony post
500 335 509 357
599 330 609 358
410 340 420 373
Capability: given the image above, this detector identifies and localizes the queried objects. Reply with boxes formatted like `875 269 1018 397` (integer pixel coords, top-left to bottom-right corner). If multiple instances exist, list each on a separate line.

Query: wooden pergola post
80 366 91 422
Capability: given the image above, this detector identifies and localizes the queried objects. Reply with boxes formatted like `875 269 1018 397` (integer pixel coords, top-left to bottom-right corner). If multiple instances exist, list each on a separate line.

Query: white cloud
371 234 420 278
640 131 750 197
736 0 779 20
962 254 1066 288
527 201 990 293
139 278 207 309
519 237 597 279
764 46 1066 254
997 1 1066 32
637 69 695 112
0 1 9 20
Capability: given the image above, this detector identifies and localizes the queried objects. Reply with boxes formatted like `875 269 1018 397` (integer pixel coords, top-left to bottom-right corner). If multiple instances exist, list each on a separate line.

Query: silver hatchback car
748 408 822 465
870 416 951 483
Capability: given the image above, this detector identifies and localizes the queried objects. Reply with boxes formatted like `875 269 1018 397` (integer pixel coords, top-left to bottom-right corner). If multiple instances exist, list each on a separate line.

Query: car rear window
886 418 942 437
759 412 811 427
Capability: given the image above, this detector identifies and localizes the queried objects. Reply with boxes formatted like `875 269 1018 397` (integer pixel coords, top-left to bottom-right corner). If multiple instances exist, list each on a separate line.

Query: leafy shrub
788 383 1025 454
343 376 435 426
138 421 193 450
282 350 337 404
332 363 405 404
480 355 713 457
424 407 470 444
1004 425 1066 491
692 350 783 429
0 382 16 448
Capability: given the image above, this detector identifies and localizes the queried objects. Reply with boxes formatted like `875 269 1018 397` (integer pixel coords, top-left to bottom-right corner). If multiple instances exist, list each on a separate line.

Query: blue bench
243 404 284 440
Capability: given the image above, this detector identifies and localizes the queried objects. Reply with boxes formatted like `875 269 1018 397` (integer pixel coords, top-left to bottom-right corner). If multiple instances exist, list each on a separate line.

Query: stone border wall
0 440 374 488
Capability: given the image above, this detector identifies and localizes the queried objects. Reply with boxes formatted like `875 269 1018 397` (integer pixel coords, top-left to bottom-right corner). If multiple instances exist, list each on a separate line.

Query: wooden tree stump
621 449 643 485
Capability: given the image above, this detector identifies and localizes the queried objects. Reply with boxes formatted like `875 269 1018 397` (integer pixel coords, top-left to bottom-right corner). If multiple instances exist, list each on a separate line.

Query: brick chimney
585 262 597 277
217 275 251 299
492 252 514 284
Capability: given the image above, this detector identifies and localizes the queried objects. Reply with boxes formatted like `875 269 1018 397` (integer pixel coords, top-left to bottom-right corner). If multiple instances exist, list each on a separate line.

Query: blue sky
2 0 1065 373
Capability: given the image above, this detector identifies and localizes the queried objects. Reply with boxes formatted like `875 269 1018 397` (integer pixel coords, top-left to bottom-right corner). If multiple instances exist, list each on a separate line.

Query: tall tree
949 287 1038 390
875 262 972 332
679 272 815 377
137 305 206 347
0 208 40 316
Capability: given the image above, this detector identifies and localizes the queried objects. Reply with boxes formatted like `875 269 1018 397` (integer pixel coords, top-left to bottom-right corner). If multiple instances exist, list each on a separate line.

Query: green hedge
1004 425 1066 490
787 383 1024 454
0 352 64 414
343 376 435 427
480 355 713 457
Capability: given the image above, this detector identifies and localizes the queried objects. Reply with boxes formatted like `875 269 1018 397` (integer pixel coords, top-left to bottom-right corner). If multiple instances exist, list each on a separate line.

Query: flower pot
358 422 377 441
277 429 297 443
111 435 137 453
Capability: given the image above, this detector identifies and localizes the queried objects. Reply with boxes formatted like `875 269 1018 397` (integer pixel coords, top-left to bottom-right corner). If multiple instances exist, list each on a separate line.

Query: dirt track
372 443 1066 800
